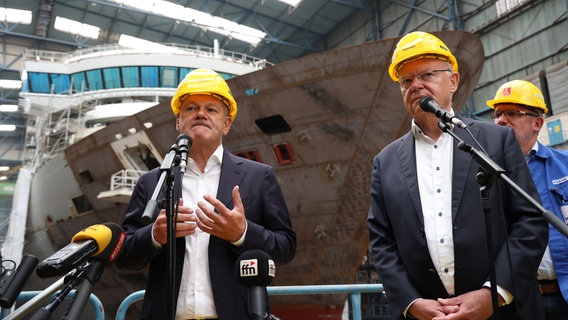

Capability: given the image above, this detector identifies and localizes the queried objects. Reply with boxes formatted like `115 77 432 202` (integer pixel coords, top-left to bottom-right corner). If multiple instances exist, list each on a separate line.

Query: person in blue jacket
489 79 568 320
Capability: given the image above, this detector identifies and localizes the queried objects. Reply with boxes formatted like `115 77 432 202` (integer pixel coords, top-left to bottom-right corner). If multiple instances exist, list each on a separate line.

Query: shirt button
437 189 441 193
438 212 443 217
436 166 440 171
434 145 438 149
440 238 444 244
444 268 449 273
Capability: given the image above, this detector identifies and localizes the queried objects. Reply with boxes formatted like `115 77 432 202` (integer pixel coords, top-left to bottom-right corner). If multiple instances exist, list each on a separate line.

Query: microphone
235 250 275 320
36 222 126 278
419 96 467 129
0 254 39 308
176 134 192 174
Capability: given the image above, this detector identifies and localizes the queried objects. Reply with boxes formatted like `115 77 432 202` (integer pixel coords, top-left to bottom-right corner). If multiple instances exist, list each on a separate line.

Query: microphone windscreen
71 222 126 266
235 250 275 287
176 134 192 149
419 96 434 110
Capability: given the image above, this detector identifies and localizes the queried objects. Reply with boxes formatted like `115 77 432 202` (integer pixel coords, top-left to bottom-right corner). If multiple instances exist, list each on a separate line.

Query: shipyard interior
0 0 567 319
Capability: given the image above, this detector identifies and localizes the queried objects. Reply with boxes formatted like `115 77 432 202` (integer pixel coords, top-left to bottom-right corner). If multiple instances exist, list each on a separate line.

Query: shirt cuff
151 226 162 248
483 281 514 305
231 221 248 247
403 298 422 318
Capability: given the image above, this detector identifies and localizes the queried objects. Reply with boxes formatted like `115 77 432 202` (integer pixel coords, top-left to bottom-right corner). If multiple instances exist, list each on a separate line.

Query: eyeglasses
491 109 540 119
399 69 452 89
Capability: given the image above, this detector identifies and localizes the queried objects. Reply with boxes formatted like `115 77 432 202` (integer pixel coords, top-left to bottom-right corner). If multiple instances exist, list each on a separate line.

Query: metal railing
0 290 104 320
115 284 385 320
109 169 145 192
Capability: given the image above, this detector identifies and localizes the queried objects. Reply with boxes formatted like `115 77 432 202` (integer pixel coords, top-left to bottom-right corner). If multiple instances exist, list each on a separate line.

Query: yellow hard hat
170 68 237 120
388 31 458 82
486 80 548 114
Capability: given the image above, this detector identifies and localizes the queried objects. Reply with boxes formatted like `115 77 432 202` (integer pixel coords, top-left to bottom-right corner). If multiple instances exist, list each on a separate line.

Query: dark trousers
543 292 568 320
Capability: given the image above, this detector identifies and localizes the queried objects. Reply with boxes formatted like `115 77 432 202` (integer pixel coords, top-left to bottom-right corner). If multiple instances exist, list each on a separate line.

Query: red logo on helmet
502 87 512 96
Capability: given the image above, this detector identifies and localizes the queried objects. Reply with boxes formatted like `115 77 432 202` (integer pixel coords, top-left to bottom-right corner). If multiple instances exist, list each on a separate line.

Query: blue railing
0 290 104 319
1 284 385 319
116 283 384 320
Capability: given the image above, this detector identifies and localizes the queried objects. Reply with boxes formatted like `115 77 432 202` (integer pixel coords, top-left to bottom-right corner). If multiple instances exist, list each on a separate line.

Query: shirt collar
211 144 224 165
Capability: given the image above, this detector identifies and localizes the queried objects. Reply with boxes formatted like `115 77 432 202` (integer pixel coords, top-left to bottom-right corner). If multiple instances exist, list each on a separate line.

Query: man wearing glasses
489 80 568 319
367 31 548 319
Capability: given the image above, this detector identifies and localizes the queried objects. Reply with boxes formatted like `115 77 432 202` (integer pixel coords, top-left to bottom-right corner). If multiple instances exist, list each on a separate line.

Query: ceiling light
54 16 100 39
0 7 32 24
278 0 302 6
0 105 18 112
110 0 266 45
0 166 9 171
0 80 22 89
0 125 16 132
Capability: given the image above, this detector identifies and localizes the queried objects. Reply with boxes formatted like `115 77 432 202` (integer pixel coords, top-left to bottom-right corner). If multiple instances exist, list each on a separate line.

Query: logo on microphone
239 258 258 277
109 232 126 262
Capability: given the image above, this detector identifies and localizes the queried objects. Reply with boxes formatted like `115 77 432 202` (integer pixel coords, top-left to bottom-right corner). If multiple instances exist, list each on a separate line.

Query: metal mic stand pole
61 261 104 320
140 144 179 320
28 265 89 320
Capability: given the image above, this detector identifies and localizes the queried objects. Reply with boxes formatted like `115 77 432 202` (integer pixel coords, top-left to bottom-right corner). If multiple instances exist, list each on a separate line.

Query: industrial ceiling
2 0 373 65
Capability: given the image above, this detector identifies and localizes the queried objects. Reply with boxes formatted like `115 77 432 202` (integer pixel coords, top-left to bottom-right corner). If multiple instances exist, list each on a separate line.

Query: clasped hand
409 288 495 320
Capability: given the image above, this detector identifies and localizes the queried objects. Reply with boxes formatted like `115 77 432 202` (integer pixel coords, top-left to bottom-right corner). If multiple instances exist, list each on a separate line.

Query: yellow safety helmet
170 68 237 120
388 31 458 82
486 80 548 114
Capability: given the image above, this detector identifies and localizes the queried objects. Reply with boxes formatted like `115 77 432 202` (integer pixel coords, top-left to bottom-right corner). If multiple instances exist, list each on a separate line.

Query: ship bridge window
141 67 158 87
122 66 140 87
160 67 178 88
273 143 295 166
255 115 291 135
103 67 121 89
24 66 238 94
28 72 50 93
50 74 71 94
179 67 193 79
236 150 263 163
85 69 103 90
71 72 86 93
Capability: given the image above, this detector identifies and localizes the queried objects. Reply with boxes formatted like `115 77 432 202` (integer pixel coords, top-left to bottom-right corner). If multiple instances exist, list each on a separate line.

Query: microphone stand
140 144 180 320
439 121 568 319
61 260 104 320
29 265 90 320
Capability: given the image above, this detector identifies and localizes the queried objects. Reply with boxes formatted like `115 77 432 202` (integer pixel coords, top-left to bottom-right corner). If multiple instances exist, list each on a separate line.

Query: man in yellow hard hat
117 68 296 320
489 80 568 319
367 31 547 319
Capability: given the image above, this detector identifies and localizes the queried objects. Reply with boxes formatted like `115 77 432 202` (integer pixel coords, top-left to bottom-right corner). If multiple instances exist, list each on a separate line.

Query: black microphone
0 254 39 308
419 96 467 129
176 134 192 174
36 222 126 278
236 250 275 320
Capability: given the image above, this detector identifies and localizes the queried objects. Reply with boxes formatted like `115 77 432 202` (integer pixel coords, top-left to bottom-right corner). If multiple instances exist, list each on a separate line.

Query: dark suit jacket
116 149 296 320
367 117 548 319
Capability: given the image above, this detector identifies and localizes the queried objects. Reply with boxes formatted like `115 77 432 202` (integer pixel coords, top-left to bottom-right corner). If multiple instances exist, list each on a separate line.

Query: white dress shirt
413 122 456 295
175 145 224 319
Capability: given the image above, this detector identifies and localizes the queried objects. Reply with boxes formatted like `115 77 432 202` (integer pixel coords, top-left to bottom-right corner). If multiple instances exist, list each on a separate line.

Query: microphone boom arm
141 144 179 225
440 120 568 320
